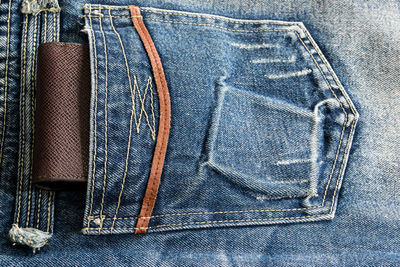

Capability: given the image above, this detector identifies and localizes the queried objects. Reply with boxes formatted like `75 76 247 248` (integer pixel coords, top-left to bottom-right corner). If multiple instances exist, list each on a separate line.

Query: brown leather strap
129 5 171 234
32 42 90 190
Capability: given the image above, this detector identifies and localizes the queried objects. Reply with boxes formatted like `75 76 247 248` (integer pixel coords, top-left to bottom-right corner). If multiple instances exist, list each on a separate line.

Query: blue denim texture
81 4 357 235
0 0 400 265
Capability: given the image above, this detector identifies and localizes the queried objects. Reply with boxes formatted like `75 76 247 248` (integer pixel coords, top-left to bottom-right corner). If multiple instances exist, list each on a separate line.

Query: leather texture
32 42 90 190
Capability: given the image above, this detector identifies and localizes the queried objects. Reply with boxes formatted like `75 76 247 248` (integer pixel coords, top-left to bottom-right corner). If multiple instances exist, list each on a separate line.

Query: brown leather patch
129 5 172 234
32 42 90 190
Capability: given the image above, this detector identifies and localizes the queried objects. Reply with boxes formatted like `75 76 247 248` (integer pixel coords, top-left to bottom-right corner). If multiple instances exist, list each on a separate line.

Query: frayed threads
9 224 52 254
21 0 60 15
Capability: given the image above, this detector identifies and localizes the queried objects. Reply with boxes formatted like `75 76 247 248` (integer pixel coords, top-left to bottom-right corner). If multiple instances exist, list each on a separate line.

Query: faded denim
0 0 399 266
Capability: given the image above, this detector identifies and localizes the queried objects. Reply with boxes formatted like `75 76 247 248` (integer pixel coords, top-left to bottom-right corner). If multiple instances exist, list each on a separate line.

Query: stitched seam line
82 6 299 26
26 14 40 228
46 191 52 232
36 189 42 228
43 11 47 41
97 11 109 232
293 31 349 206
83 213 332 231
141 8 300 26
87 7 99 228
108 8 136 232
85 8 356 231
86 24 349 224
52 10 56 41
0 0 12 169
16 14 29 225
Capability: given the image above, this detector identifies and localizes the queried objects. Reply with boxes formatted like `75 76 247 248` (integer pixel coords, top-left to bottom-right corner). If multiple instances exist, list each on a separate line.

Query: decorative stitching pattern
84 6 357 233
108 9 136 233
134 76 156 139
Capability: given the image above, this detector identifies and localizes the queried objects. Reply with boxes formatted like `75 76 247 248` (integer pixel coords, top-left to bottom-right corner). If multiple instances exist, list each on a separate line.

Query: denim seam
87 31 349 225
46 192 52 232
84 9 357 233
83 5 299 26
294 31 349 206
52 10 56 41
108 8 136 232
43 11 47 40
84 15 296 34
0 0 12 169
86 9 99 228
97 11 109 232
83 213 334 232
13 5 60 239
295 29 358 207
25 14 39 227
16 14 29 225
36 190 42 228
141 8 303 26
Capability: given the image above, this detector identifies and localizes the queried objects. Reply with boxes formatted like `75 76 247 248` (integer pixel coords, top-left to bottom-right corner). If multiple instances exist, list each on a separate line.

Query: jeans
0 0 399 265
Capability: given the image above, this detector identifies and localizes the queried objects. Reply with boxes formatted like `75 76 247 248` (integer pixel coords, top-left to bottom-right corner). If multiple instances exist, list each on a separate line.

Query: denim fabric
81 4 357 235
1 0 400 265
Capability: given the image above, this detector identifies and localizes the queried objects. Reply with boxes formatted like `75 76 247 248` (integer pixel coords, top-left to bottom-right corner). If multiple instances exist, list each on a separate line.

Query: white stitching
97 10 109 232
85 11 357 231
108 8 136 232
15 14 29 225
25 14 39 227
87 5 99 228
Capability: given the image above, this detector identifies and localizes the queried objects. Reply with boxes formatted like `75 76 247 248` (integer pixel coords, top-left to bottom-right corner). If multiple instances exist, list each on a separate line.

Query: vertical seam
87 7 99 227
46 191 52 232
0 0 12 169
25 13 39 227
330 119 356 213
43 11 47 41
294 31 349 206
36 189 42 228
52 11 56 41
108 10 136 232
16 14 29 225
129 5 171 234
97 9 109 232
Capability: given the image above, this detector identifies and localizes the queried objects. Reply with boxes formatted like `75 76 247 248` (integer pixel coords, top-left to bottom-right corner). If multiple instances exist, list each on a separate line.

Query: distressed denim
0 0 400 266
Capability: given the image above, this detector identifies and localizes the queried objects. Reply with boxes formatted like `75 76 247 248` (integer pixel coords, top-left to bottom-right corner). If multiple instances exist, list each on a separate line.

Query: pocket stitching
83 7 358 232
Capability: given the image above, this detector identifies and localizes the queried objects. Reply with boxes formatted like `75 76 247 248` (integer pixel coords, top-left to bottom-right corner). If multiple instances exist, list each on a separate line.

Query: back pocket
82 4 358 234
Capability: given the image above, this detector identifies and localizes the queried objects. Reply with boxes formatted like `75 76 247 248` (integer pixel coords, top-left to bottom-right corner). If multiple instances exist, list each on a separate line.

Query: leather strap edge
129 5 171 234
